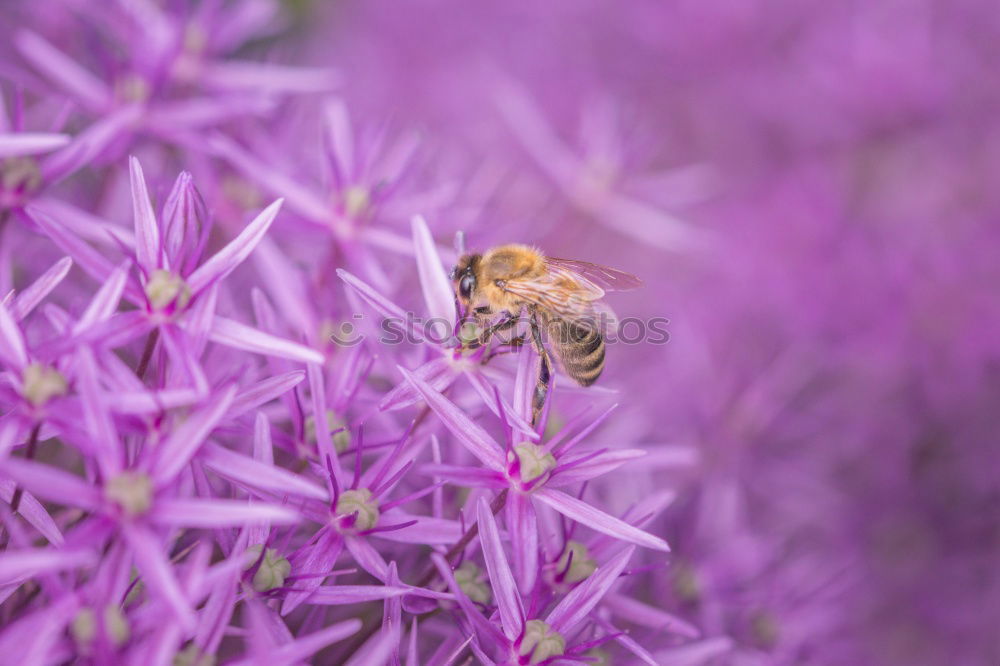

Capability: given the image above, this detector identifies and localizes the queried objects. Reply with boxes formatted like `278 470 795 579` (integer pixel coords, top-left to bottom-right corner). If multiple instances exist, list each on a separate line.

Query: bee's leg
469 311 517 350
529 314 553 427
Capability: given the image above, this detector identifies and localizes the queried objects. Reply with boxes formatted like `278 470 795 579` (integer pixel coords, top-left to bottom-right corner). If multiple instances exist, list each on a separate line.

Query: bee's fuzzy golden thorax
452 244 546 314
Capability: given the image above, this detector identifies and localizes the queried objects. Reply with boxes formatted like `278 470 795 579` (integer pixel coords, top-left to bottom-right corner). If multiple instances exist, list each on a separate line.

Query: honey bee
451 244 642 424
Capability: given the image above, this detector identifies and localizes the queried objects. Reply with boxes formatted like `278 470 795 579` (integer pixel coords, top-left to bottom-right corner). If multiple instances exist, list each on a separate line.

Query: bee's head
450 253 481 306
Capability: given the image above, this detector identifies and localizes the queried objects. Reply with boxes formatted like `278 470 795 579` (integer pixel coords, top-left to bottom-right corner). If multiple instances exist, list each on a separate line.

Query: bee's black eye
459 274 475 300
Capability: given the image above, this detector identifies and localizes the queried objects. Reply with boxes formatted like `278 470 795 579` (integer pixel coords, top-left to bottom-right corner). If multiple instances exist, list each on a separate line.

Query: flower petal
0 132 70 158
368 512 462 544
464 371 538 441
546 545 635 634
210 316 324 364
10 256 72 321
418 464 506 489
476 497 525 641
201 443 328 502
533 488 670 552
129 156 163 274
152 498 300 528
25 207 121 287
41 107 143 184
0 302 28 369
604 592 700 638
431 553 507 648
548 448 647 487
227 370 305 419
651 637 735 665
15 31 110 111
203 61 340 92
411 215 456 339
345 535 389 581
337 269 427 344
0 480 62 545
0 547 95 585
122 523 195 630
307 585 411 605
507 492 538 595
0 458 102 510
398 366 504 471
282 530 343 615
73 260 129 335
187 198 283 295
210 134 331 222
378 357 453 412
264 619 362 665
323 98 354 185
307 362 338 474
153 385 237 484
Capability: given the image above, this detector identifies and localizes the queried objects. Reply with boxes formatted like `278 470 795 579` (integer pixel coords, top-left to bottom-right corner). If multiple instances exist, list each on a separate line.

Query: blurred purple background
310 2 1000 663
3 0 998 663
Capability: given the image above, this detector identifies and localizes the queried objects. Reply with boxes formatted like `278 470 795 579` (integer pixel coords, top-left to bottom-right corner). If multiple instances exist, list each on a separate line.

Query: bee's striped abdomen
548 319 605 387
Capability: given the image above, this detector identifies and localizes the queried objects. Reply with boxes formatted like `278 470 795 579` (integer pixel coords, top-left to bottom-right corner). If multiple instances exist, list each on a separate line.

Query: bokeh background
307 3 1000 663
4 0 999 664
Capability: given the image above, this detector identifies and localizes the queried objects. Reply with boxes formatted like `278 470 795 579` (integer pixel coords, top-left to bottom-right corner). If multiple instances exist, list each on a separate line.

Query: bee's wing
544 257 643 292
502 272 606 329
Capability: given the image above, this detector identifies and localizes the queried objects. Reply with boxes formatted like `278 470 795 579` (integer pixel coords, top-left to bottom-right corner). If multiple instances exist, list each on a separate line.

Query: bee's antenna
454 230 466 255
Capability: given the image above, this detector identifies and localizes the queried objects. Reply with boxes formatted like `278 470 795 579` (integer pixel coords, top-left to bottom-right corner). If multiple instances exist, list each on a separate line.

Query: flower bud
244 545 292 592
305 410 351 453
454 561 491 604
162 172 210 275
555 541 597 585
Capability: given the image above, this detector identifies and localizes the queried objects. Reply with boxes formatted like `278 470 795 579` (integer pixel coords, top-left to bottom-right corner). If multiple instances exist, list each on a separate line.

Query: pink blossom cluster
2 1 998 665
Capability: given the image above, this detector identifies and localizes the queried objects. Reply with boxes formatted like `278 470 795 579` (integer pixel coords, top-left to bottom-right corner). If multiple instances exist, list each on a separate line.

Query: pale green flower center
173 643 216 666
555 541 597 585
512 443 557 486
457 321 482 351
751 609 780 648
672 562 700 602
2 156 42 193
454 560 491 605
244 545 292 592
183 25 207 54
104 605 130 645
21 362 68 406
518 620 565 664
222 176 263 210
336 488 379 531
116 74 150 103
584 648 611 666
71 605 129 648
70 608 97 646
342 185 370 219
305 410 351 453
105 472 154 516
145 269 192 311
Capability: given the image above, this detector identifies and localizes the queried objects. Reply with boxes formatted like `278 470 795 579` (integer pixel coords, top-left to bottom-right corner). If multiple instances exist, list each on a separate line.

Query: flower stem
340 489 510 662
1 423 42 550
135 328 160 380
417 487 509 587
